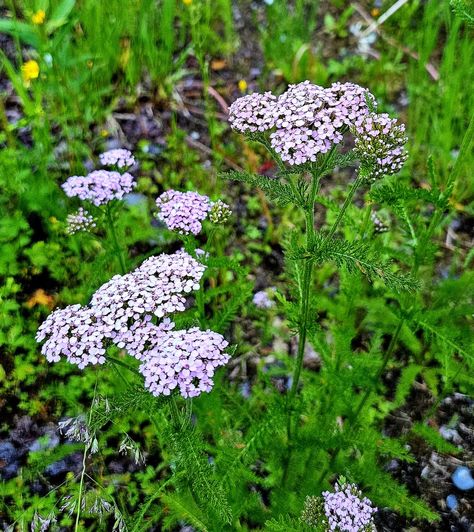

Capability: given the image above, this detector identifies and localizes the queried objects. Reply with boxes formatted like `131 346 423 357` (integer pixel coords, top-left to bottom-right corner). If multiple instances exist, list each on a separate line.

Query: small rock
385 459 399 472
124 193 147 207
452 466 474 490
420 465 431 479
1 460 19 480
45 459 69 477
303 346 321 371
0 441 17 464
446 494 458 511
28 432 60 453
239 382 251 399
439 425 462 445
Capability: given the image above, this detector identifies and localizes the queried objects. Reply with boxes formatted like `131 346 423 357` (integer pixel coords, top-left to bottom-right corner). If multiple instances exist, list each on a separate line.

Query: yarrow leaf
307 235 419 292
219 170 306 207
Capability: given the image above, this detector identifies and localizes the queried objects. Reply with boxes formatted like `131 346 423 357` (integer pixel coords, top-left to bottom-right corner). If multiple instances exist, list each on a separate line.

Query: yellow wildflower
370 8 380 17
31 9 46 25
26 289 55 309
238 79 248 92
21 60 40 84
183 0 192 5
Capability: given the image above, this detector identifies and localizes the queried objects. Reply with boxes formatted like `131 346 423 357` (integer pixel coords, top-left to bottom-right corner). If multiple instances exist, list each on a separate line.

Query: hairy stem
106 204 127 275
170 395 182 429
282 173 321 484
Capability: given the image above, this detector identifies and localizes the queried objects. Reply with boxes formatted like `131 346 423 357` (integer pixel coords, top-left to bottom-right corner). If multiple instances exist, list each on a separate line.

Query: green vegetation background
0 0 473 530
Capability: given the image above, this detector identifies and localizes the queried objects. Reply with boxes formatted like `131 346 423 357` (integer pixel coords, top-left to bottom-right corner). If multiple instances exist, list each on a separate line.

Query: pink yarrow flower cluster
322 482 377 532
90 250 205 333
66 207 96 235
36 251 229 397
62 170 135 206
139 327 229 398
156 190 231 235
100 149 135 169
229 81 377 165
353 112 408 180
156 190 211 235
228 91 277 133
36 305 108 369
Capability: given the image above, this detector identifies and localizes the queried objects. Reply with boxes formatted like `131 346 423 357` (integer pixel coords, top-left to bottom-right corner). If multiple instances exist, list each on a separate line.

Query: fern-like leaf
451 0 474 25
307 235 419 292
219 170 305 207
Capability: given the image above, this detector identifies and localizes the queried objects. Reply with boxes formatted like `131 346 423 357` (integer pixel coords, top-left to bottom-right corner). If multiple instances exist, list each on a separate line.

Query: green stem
325 174 364 241
360 203 372 239
170 396 182 429
74 443 88 531
316 318 405 487
282 173 321 484
106 205 127 275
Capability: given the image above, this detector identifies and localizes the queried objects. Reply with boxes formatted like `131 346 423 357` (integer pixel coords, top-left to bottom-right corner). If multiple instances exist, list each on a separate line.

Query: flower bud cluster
156 190 232 234
353 113 408 180
99 148 135 169
66 207 96 234
208 200 232 224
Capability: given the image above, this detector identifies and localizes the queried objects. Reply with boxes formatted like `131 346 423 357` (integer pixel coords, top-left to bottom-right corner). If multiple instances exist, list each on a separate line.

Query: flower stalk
105 204 127 275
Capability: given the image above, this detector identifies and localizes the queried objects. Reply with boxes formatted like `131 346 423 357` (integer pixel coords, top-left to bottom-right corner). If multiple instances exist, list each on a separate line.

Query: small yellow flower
370 7 380 17
31 9 46 25
238 79 248 92
183 0 192 5
21 60 40 84
100 129 109 138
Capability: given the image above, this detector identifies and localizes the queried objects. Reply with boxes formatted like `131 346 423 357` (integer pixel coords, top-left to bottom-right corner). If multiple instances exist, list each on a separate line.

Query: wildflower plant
35 147 242 529
220 81 446 526
28 78 473 531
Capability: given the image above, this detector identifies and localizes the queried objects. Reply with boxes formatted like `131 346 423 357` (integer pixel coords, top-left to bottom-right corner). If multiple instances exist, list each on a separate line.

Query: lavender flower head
66 207 96 235
270 81 375 165
36 249 230 399
113 318 175 360
139 327 229 398
353 112 408 180
322 482 377 532
228 91 277 133
90 250 206 338
156 190 212 235
35 305 108 368
229 80 376 166
62 170 135 206
99 148 135 169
